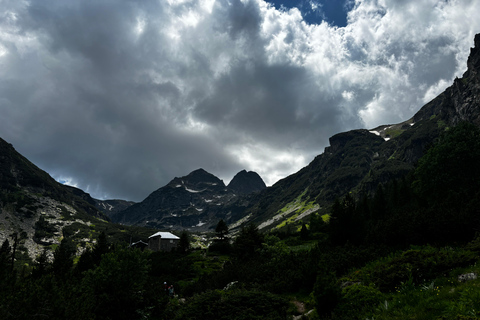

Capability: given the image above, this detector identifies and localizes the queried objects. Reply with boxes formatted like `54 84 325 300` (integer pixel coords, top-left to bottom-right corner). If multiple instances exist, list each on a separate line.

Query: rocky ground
0 190 95 262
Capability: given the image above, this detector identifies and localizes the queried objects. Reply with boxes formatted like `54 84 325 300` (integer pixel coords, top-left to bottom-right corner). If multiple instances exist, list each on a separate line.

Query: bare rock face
458 273 478 282
227 170 266 195
414 33 480 126
111 168 265 231
94 199 136 218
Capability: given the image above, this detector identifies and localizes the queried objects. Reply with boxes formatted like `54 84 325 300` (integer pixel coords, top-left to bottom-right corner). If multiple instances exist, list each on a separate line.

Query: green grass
275 213 300 229
273 188 321 230
298 201 318 213
385 128 404 139
335 246 480 319
288 241 317 252
278 189 309 214
368 273 480 319
437 119 447 129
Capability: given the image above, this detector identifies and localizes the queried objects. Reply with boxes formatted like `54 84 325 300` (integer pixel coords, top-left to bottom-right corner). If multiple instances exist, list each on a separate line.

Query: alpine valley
2 33 480 320
1 34 480 261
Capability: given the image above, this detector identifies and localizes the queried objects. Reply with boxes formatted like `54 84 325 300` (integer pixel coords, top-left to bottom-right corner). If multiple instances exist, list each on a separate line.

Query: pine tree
92 231 110 264
300 222 309 240
178 230 191 253
0 239 13 296
372 184 387 219
32 248 50 279
52 238 75 278
234 224 264 258
215 219 229 240
0 239 12 279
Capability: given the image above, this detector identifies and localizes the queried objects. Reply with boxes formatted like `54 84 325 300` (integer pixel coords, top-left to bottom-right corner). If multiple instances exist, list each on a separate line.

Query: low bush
346 246 478 292
335 284 384 319
168 289 289 320
209 240 233 255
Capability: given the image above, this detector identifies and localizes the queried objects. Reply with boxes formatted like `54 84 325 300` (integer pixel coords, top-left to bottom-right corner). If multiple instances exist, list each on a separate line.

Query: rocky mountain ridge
229 33 480 232
95 199 136 218
111 168 266 231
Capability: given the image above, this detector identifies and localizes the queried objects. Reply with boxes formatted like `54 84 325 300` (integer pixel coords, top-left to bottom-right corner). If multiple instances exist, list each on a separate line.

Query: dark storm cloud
0 0 479 201
0 0 242 201
194 61 353 149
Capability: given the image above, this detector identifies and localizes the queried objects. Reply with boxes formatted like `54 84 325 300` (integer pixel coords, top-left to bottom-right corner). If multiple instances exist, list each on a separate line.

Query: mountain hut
148 231 180 252
130 240 149 251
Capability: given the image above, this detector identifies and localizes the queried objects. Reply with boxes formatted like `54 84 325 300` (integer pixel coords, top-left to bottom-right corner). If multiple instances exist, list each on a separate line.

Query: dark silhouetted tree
309 212 326 234
215 219 229 240
32 248 50 279
52 238 75 278
372 184 387 219
0 239 12 286
313 264 341 318
234 223 264 258
178 230 191 253
300 222 309 240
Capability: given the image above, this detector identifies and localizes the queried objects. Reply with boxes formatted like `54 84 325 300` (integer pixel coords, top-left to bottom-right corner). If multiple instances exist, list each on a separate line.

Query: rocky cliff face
227 170 266 195
414 34 480 125
112 168 266 231
95 198 136 218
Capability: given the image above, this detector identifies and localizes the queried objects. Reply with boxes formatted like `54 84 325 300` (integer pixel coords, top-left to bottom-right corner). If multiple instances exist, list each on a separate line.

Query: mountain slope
0 139 95 258
0 138 154 261
95 199 136 218
111 168 266 231
239 34 480 231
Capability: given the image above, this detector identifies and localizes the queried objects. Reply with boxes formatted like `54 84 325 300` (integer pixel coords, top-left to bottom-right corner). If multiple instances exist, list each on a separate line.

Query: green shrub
170 289 288 320
349 246 478 292
336 284 384 319
209 240 233 255
313 269 341 318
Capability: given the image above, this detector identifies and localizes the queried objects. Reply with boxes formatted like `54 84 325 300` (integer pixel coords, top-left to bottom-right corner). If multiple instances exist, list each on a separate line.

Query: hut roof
148 231 180 240
130 240 148 247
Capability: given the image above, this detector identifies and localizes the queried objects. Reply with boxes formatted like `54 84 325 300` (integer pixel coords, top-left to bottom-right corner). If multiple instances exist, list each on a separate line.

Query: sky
0 0 479 202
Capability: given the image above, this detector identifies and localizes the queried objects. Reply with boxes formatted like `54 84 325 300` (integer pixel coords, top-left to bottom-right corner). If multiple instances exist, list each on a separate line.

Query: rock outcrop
414 34 480 125
227 170 266 195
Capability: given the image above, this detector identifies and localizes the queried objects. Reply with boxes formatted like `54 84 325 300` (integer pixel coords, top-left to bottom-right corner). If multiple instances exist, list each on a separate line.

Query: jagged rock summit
413 33 480 126
111 168 265 231
167 168 226 190
227 170 267 195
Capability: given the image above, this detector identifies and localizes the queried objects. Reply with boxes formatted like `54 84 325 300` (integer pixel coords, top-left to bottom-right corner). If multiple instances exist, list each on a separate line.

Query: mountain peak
413 33 480 126
182 168 225 187
228 170 266 195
